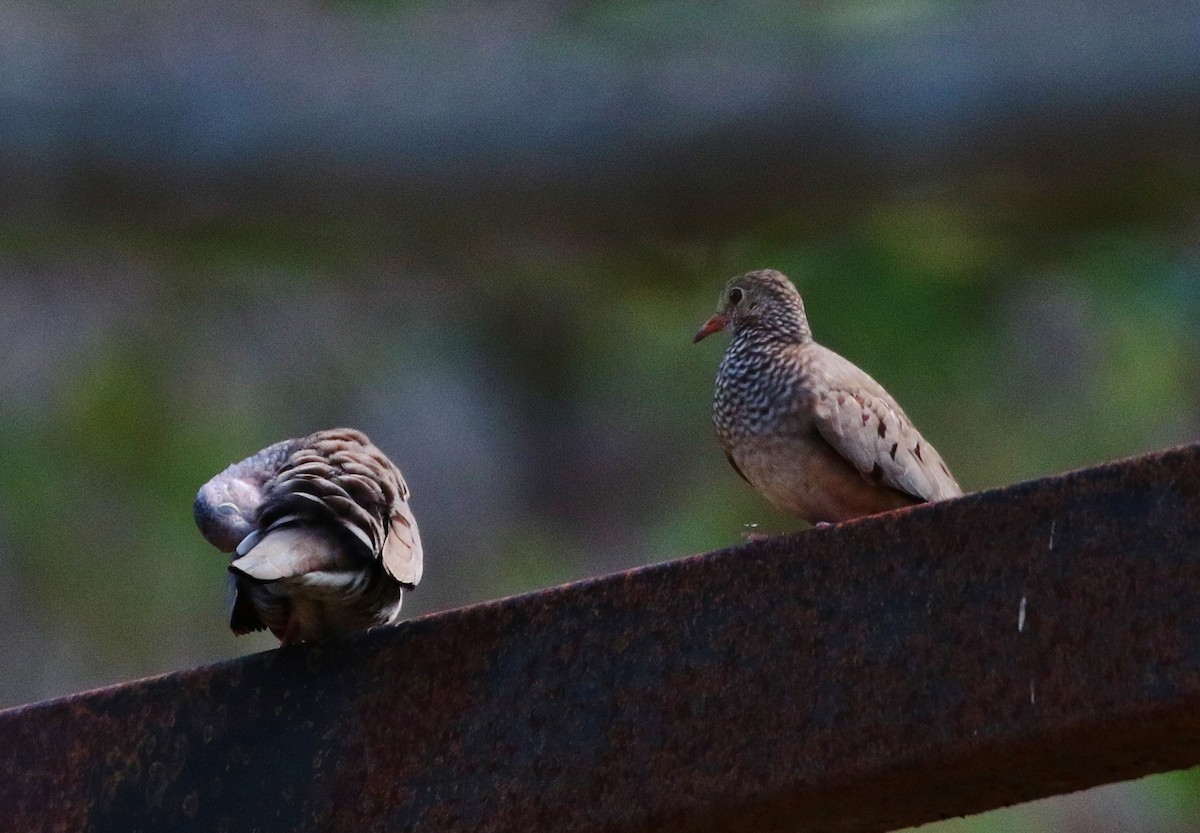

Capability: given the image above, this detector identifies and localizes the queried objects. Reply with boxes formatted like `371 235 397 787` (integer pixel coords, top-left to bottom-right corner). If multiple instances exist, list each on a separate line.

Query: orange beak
693 313 728 343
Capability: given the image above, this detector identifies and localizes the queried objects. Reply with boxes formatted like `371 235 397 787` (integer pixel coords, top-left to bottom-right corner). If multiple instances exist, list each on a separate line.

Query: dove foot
278 618 302 647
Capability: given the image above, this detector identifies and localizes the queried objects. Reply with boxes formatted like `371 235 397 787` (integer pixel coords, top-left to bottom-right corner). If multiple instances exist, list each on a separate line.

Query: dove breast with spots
194 428 423 645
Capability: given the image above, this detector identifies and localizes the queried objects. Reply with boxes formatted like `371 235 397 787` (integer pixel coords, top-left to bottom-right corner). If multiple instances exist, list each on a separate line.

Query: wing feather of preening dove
231 527 356 581
383 497 423 587
806 344 962 503
194 427 423 644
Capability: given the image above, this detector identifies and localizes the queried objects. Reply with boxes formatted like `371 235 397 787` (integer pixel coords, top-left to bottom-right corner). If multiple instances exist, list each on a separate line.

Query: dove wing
805 345 962 503
249 428 423 587
381 493 423 587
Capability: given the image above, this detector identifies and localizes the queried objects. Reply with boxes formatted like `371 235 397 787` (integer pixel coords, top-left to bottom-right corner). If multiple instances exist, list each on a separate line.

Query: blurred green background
1 0 1199 829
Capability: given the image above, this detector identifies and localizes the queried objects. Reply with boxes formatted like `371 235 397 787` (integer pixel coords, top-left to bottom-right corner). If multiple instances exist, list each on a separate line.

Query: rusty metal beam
4 446 1200 833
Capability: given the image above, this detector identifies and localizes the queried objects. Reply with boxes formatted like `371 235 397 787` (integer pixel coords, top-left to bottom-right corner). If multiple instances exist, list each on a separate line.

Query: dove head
194 473 264 553
693 269 812 344
194 438 299 552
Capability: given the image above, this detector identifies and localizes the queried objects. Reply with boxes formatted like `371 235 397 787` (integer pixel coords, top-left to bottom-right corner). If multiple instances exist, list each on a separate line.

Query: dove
694 269 962 525
194 428 422 645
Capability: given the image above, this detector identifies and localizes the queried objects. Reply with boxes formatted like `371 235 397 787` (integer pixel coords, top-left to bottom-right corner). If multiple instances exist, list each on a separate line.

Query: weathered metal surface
4 445 1200 833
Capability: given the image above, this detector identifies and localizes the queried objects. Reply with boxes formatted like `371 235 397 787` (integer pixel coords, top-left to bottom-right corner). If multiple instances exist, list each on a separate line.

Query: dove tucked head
693 269 812 344
194 474 263 553
193 438 297 552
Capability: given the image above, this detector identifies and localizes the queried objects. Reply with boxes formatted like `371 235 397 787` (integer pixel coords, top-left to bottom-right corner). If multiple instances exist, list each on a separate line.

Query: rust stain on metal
4 446 1200 832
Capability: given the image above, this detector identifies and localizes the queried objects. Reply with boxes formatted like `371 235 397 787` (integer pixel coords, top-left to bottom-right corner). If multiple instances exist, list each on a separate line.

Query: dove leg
278 618 302 647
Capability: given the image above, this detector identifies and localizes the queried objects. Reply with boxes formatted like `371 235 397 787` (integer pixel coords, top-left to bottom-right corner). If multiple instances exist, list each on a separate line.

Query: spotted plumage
194 428 422 645
695 269 962 524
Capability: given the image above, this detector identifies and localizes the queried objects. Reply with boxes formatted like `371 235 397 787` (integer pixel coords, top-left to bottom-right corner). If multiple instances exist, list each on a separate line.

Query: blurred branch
0 0 1198 234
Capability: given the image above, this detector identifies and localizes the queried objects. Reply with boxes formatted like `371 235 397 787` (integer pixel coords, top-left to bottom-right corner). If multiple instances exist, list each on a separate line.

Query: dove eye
217 502 239 516
729 287 744 305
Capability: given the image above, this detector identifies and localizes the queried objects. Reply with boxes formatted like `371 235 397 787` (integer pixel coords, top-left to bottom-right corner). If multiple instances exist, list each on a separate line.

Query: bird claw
278 618 301 648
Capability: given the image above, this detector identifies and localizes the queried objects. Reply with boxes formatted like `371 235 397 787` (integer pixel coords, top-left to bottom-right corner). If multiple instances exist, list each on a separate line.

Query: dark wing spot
913 443 923 462
861 412 870 425
877 420 887 438
725 451 751 484
890 442 898 460
869 463 885 482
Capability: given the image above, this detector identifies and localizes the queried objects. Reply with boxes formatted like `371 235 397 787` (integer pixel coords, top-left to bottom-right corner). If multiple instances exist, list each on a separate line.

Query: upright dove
694 269 962 524
194 428 423 645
